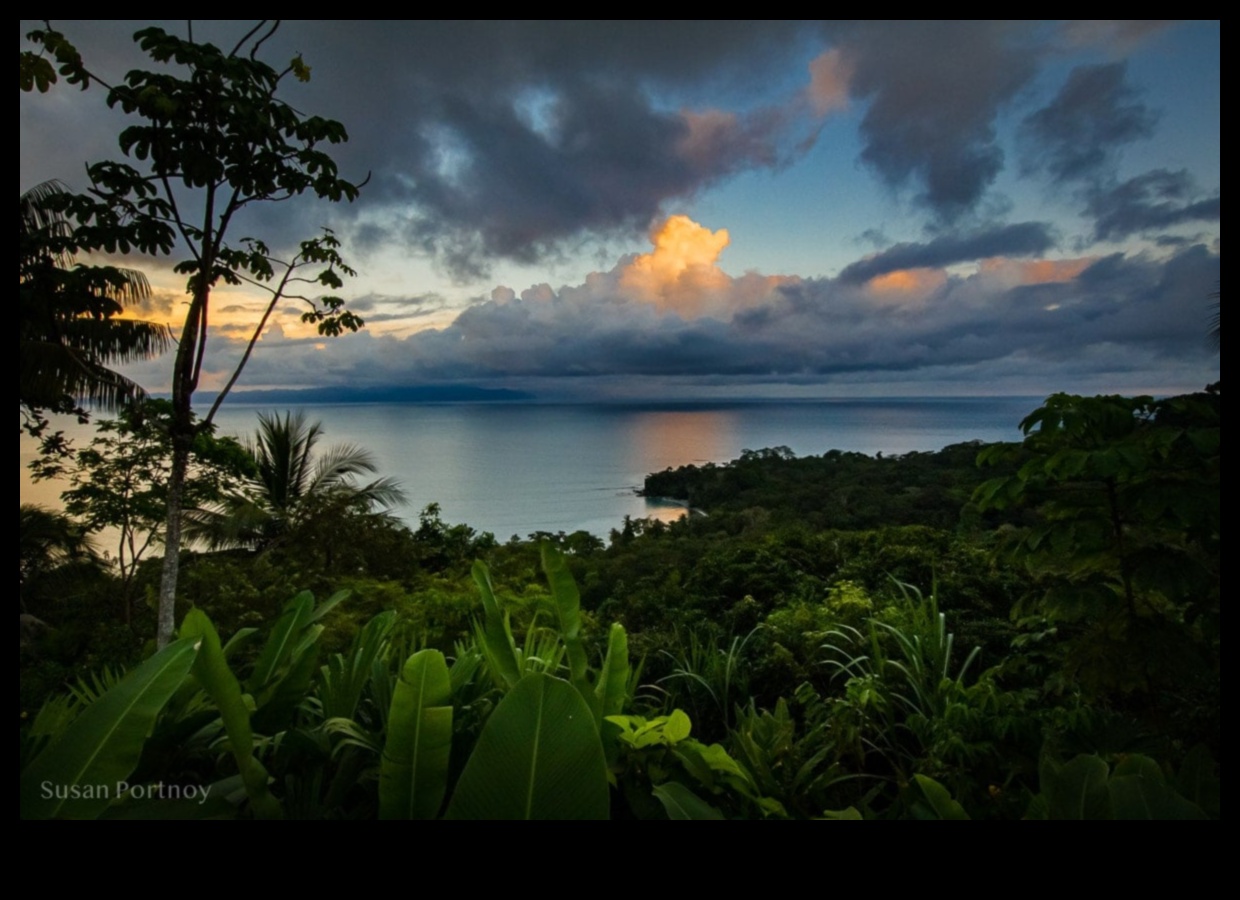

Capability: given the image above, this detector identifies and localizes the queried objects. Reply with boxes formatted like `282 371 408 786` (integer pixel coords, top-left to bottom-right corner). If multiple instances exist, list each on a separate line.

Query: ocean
21 397 1039 539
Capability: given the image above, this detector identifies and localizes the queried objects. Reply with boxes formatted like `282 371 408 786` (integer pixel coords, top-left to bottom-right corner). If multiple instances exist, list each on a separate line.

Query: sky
20 21 1221 400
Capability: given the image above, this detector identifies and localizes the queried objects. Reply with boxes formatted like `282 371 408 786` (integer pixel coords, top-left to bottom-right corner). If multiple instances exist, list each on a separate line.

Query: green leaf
664 708 693 744
290 54 312 83
446 673 608 820
911 774 970 820
21 637 199 819
821 806 864 820
307 589 351 624
247 590 314 693
653 782 724 820
472 560 522 691
1174 744 1220 817
593 622 631 726
542 543 588 689
380 650 454 820
1109 755 1207 820
179 609 281 819
1040 754 1111 820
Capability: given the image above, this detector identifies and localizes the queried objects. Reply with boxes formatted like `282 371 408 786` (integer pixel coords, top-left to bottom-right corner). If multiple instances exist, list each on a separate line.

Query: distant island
193 384 536 406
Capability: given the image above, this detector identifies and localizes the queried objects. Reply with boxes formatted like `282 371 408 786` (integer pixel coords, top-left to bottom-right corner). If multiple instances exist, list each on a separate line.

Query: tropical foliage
19 180 170 431
18 384 1221 818
22 22 366 647
187 411 407 556
29 400 250 617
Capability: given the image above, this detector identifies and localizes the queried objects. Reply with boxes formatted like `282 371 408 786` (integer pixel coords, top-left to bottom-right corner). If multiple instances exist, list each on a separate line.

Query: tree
22 23 365 646
189 410 406 560
19 179 171 436
19 504 98 607
30 399 251 621
974 392 1220 696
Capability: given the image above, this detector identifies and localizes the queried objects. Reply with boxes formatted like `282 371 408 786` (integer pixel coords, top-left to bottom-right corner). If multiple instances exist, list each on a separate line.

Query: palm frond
197 410 406 551
20 180 171 414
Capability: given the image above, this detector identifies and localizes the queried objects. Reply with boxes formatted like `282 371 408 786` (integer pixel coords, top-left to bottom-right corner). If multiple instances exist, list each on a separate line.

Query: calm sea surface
21 398 1038 539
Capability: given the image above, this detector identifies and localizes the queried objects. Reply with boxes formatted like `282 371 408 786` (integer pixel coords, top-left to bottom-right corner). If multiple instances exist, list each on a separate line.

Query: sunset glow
620 215 733 316
866 268 948 298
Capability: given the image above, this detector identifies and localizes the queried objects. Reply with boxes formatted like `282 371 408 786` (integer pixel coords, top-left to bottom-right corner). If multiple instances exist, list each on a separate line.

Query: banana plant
21 636 201 819
446 671 609 819
179 608 283 819
1028 750 1214 819
379 649 454 819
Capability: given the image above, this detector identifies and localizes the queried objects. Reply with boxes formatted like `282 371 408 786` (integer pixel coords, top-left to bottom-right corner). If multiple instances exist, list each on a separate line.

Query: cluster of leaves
187 410 406 558
30 400 252 615
21 549 779 820
19 180 171 439
974 391 1219 702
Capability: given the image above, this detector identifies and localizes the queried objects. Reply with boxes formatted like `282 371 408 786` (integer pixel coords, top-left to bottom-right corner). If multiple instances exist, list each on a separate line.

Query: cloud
1087 169 1221 241
806 49 854 116
828 21 1041 220
391 85 815 281
836 223 1057 284
1057 21 1174 55
150 229 1217 398
1020 63 1158 184
279 22 821 281
344 292 454 322
618 216 734 316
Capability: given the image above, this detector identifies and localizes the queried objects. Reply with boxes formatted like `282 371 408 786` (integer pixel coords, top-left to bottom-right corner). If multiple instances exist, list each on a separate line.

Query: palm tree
189 411 407 553
19 504 101 615
19 180 171 423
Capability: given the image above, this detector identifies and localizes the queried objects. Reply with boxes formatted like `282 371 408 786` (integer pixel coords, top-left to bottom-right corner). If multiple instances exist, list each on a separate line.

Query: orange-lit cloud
617 214 800 318
806 49 854 116
977 256 1095 285
620 215 733 316
865 267 948 306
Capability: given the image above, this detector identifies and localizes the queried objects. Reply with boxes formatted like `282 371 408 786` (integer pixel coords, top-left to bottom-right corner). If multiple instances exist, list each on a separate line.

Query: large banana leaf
180 608 282 819
446 672 608 820
541 544 587 687
653 781 724 820
1038 753 1111 820
379 649 454 819
21 636 200 819
593 622 630 727
246 590 315 694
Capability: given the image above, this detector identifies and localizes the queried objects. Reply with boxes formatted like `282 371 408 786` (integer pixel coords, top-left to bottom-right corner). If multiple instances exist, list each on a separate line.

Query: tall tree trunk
156 285 205 648
156 438 190 648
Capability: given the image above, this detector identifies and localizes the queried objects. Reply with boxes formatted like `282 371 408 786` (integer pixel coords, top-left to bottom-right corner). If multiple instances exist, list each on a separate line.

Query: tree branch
203 256 297 427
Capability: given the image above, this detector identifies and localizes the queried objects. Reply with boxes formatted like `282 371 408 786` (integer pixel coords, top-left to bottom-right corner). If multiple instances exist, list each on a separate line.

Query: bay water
21 397 1038 540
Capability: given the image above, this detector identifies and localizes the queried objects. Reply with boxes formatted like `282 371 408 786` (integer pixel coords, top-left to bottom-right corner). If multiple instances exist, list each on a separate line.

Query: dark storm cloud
1020 63 1158 183
23 21 1215 297
829 21 1041 221
837 223 1056 284
1086 169 1221 241
281 21 816 280
21 21 812 279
